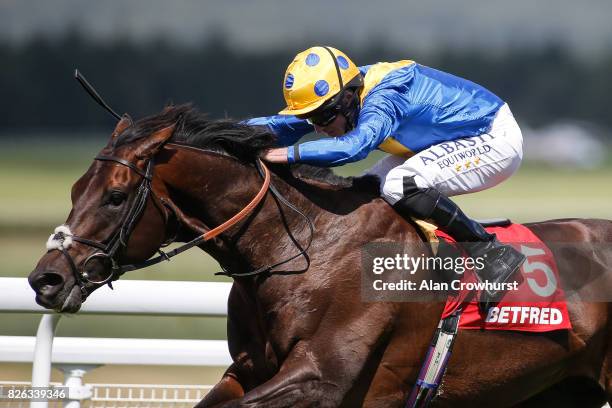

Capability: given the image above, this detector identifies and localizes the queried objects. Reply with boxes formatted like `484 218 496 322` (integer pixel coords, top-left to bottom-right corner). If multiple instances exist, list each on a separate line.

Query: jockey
248 46 526 301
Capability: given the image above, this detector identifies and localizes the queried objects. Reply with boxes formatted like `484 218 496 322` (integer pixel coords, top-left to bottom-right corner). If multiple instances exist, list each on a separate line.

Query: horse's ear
111 114 133 140
136 123 176 158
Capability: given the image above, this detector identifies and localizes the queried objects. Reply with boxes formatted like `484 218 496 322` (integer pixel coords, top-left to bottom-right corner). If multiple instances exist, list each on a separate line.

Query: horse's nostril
35 272 64 292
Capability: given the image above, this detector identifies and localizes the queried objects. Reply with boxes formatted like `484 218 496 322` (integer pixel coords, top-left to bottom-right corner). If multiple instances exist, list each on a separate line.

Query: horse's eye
108 191 126 206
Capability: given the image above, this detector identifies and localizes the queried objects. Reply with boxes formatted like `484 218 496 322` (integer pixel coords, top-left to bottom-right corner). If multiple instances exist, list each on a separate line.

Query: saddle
406 219 572 407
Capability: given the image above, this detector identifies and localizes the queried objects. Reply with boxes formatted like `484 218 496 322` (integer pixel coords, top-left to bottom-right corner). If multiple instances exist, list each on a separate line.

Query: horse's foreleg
223 302 398 407
195 364 245 408
232 343 341 408
197 284 277 407
198 349 332 408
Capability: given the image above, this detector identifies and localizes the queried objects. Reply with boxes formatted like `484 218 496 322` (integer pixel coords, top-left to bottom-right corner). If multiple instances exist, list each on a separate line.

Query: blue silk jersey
246 61 504 167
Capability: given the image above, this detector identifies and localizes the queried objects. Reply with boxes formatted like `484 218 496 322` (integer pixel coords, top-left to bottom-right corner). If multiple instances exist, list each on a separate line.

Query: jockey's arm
245 115 314 147
287 93 401 167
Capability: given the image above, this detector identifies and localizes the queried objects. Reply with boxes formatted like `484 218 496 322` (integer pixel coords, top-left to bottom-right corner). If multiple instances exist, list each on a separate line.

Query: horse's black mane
114 104 276 158
115 104 379 192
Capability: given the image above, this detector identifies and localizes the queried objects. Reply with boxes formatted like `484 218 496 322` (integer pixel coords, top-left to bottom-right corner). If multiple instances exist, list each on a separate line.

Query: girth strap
405 310 462 408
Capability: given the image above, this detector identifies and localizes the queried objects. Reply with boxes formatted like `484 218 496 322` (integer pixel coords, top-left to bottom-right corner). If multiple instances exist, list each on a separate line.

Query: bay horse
29 105 611 407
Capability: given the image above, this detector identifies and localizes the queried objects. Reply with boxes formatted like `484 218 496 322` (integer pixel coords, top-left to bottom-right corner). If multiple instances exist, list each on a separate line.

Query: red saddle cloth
439 223 572 332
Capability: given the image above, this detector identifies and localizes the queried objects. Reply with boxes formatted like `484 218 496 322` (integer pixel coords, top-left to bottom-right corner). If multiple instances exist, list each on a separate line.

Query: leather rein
48 145 314 297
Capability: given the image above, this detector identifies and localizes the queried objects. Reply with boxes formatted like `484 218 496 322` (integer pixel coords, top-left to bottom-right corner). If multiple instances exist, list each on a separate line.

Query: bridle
48 154 157 295
48 70 313 297
48 144 313 297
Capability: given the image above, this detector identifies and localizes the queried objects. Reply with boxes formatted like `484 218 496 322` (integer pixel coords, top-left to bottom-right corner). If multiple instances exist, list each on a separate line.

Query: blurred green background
1 0 611 385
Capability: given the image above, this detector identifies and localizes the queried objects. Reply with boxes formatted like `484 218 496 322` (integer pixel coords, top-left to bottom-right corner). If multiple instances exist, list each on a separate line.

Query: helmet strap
321 46 344 90
316 47 362 132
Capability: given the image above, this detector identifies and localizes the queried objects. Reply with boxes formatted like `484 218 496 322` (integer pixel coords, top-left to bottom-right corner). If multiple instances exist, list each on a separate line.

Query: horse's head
29 115 176 312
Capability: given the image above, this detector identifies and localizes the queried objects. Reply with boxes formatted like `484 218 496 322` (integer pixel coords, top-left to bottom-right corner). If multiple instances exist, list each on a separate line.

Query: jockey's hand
261 147 289 163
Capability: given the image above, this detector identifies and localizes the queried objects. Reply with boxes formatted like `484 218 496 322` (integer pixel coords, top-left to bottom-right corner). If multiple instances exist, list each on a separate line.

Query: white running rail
0 278 233 408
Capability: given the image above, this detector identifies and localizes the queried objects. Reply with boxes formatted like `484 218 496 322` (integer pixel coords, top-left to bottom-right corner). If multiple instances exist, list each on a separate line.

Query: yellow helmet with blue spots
279 46 361 116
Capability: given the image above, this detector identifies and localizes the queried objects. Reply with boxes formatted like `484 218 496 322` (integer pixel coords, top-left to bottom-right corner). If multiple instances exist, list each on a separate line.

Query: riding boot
392 180 526 304
427 195 526 298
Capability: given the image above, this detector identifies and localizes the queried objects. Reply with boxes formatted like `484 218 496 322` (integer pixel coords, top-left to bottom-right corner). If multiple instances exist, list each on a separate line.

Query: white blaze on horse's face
46 225 74 251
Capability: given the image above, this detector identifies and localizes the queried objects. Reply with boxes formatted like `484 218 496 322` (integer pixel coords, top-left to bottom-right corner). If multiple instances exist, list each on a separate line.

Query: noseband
48 155 155 296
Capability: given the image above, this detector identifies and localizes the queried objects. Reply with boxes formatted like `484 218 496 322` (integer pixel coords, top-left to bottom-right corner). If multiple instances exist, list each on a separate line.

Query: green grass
452 164 612 221
2 139 611 338
2 143 610 232
1 312 228 340
0 138 101 231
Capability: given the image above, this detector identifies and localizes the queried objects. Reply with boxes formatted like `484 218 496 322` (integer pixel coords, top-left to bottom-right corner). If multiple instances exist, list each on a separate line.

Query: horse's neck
157 147 318 270
156 146 426 308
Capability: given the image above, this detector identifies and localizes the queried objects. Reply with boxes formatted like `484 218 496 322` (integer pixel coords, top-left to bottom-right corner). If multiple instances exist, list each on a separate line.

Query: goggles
301 104 341 127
